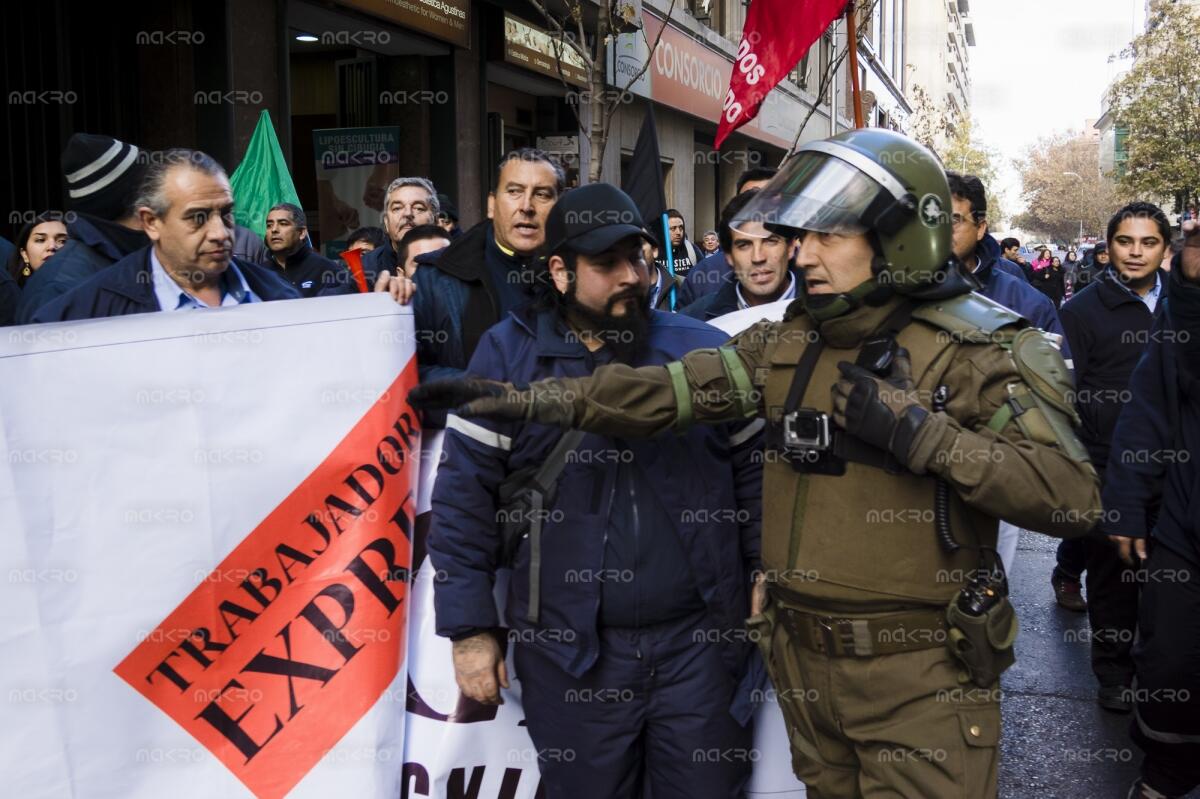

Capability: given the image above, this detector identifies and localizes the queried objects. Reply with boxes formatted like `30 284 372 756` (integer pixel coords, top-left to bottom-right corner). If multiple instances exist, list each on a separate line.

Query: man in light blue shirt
1114 268 1162 313
149 246 261 310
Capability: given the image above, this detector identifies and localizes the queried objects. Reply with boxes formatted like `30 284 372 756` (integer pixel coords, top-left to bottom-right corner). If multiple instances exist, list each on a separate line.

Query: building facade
3 0 968 249
904 0 974 148
2 0 858 248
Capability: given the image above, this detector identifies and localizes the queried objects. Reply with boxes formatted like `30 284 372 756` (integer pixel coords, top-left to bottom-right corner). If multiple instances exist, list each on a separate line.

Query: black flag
621 107 666 229
622 105 680 307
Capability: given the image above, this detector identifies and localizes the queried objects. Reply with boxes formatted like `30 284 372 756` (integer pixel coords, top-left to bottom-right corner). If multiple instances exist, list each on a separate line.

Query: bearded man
423 183 765 799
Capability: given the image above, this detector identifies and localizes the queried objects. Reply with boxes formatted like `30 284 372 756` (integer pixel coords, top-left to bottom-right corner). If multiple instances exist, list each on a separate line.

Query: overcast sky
968 0 1142 224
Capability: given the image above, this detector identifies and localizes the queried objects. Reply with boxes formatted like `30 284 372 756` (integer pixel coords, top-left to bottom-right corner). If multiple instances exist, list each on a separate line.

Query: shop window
337 58 377 127
687 0 717 25
790 52 811 91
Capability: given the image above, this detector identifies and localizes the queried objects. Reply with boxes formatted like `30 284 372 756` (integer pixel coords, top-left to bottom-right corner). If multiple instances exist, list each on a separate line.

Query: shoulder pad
1009 328 1077 422
985 327 1091 463
911 291 1025 343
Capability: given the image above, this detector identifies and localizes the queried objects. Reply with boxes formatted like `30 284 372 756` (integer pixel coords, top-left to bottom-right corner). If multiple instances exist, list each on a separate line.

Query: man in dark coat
1058 202 1169 713
324 176 441 292
1106 223 1200 799
409 148 564 385
425 183 762 799
664 209 702 278
34 150 298 322
1074 242 1110 291
263 203 348 296
946 174 1071 356
17 134 150 323
946 172 1075 585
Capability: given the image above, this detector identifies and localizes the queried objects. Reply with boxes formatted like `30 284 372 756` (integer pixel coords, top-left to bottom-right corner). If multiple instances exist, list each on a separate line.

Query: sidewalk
1000 529 1199 798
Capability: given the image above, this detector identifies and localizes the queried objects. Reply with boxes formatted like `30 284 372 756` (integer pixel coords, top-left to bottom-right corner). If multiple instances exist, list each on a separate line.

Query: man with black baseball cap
423 183 764 799
17 133 151 323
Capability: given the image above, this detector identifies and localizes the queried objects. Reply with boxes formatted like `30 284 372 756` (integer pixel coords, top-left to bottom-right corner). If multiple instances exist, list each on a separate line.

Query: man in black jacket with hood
1058 202 1168 714
16 133 150 323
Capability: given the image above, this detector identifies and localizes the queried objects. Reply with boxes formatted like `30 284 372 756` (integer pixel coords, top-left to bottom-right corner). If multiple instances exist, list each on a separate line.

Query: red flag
715 0 848 150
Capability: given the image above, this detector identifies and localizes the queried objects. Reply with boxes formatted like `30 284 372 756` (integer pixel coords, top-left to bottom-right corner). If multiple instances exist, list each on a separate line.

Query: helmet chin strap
804 256 894 322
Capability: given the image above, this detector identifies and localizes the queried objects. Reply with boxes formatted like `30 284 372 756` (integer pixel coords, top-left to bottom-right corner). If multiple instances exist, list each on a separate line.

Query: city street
1001 531 1200 799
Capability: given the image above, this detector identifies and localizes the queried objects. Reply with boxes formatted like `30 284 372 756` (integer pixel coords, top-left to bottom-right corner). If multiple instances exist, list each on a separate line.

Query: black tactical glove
831 347 929 465
407 378 527 421
407 378 577 427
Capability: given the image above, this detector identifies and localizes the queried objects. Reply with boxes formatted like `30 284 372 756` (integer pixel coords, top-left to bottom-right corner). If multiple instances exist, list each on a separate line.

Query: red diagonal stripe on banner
116 358 420 799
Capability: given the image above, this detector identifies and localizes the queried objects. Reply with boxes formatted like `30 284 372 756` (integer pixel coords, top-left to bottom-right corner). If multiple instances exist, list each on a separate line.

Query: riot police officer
410 129 1102 798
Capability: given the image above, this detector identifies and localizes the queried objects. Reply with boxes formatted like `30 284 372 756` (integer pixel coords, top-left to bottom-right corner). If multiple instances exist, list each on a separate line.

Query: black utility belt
766 408 903 475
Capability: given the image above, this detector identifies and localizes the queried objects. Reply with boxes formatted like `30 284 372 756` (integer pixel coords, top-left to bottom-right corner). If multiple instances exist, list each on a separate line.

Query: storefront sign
312 126 401 257
339 0 470 49
503 12 589 88
608 12 804 150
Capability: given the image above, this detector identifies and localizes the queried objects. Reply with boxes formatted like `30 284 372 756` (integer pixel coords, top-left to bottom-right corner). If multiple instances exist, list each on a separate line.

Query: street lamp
1062 172 1084 243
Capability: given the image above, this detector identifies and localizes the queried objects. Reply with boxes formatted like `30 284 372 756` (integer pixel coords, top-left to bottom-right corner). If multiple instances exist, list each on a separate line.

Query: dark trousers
1084 534 1141 688
1130 543 1200 797
1055 537 1088 579
513 612 751 799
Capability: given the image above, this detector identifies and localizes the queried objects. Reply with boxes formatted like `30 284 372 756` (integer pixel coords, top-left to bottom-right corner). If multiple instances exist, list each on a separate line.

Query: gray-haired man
32 149 301 322
323 176 433 300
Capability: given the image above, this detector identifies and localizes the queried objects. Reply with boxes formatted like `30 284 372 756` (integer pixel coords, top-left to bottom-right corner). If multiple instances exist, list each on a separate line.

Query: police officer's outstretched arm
408 319 775 436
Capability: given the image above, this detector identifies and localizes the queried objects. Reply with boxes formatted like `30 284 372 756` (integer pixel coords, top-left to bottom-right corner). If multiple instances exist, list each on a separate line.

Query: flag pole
661 213 677 311
845 3 865 129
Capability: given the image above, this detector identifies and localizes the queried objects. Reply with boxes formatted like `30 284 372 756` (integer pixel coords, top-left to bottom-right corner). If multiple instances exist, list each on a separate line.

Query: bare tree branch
782 0 880 163
528 0 589 134
602 0 678 134
528 0 589 65
783 48 849 163
629 0 678 92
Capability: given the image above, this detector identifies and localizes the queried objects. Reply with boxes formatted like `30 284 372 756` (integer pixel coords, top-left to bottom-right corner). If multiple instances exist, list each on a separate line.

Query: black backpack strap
783 337 825 415
525 429 586 623
781 302 912 416
778 301 915 473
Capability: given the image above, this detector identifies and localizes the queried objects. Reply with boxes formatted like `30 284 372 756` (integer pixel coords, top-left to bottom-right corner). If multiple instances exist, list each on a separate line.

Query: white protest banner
1 294 419 799
708 298 792 337
403 430 543 798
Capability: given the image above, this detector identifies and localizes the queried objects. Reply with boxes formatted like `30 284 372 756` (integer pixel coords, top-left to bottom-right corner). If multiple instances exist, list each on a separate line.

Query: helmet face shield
731 152 888 237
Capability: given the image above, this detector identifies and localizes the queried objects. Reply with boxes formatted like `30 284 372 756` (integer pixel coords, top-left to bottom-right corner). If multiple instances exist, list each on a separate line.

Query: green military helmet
733 128 954 294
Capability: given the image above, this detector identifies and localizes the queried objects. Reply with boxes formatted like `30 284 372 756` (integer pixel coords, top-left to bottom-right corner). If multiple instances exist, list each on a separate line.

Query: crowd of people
3 128 1199 799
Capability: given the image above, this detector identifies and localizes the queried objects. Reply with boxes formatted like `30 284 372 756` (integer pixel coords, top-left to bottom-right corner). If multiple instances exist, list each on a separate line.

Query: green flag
229 110 300 236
